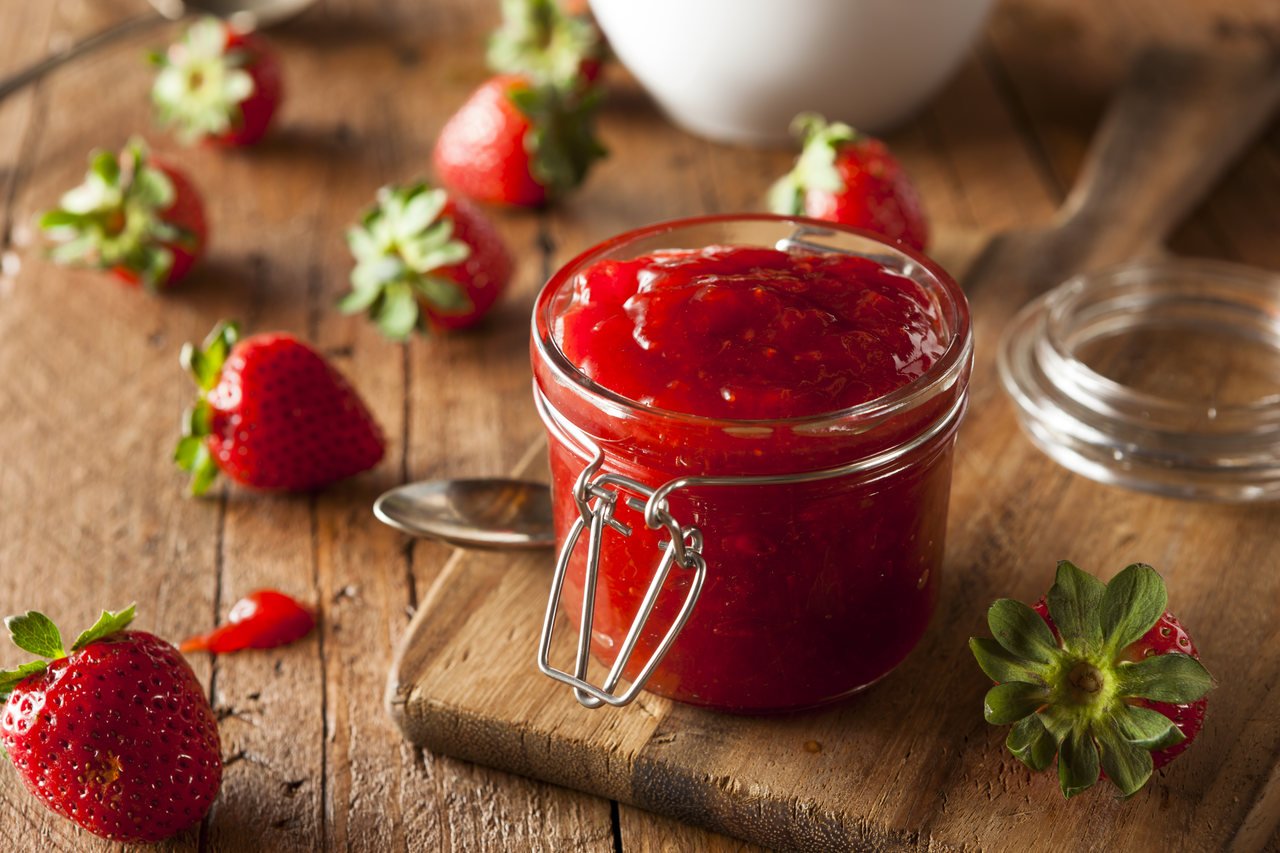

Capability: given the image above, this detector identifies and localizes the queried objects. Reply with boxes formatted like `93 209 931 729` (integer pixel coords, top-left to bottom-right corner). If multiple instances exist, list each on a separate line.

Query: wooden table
0 1 1276 850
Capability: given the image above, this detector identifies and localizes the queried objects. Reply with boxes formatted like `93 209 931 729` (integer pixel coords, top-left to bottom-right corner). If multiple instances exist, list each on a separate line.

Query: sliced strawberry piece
180 590 315 654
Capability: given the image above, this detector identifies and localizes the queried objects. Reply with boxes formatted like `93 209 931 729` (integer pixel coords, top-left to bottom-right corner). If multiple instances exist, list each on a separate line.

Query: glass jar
531 216 973 713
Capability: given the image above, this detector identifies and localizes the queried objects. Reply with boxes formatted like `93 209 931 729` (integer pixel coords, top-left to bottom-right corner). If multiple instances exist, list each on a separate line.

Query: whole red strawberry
487 0 606 89
0 606 221 843
39 138 207 291
341 182 513 337
433 74 605 207
174 320 386 495
769 113 929 252
970 561 1213 798
150 17 283 146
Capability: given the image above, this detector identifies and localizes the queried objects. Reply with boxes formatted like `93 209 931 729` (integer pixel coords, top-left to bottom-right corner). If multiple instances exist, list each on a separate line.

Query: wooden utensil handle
1054 45 1280 265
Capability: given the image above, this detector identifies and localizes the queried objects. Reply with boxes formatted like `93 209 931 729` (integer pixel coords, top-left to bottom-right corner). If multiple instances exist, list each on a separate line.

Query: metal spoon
373 480 555 550
0 0 315 103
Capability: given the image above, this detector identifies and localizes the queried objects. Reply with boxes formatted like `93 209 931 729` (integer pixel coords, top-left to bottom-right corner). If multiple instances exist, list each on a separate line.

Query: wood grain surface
0 0 1277 851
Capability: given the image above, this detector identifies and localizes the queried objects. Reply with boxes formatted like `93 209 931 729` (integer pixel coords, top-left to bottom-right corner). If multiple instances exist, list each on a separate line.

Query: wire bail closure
534 388 707 708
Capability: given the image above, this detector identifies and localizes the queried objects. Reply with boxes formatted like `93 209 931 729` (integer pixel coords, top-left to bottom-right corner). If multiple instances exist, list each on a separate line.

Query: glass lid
998 259 1280 502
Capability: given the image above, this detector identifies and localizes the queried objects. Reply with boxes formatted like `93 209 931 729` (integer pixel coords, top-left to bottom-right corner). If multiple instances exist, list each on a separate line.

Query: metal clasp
533 391 707 709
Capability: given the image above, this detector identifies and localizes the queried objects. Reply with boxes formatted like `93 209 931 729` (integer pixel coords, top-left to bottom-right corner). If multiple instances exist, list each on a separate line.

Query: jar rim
531 214 974 429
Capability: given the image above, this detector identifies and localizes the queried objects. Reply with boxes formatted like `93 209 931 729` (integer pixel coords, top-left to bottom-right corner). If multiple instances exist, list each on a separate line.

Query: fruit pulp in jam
549 245 957 712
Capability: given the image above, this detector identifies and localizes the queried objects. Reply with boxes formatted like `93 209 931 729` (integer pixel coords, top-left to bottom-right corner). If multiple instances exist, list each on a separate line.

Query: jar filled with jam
532 216 973 713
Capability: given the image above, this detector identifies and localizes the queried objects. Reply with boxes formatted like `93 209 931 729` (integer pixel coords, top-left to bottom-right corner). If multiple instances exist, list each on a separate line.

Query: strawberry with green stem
0 606 222 843
341 182 513 338
175 320 385 495
150 17 283 146
433 74 605 207
487 0 605 88
39 138 207 291
970 561 1213 798
769 113 929 252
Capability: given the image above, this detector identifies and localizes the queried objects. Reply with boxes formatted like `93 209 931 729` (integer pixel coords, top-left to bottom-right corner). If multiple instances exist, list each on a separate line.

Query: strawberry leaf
969 637 1047 685
1046 560 1106 652
1114 653 1213 703
182 320 240 391
1101 563 1166 654
987 598 1059 664
375 281 420 340
5 612 66 659
1115 703 1185 751
0 661 47 704
1057 728 1100 798
1006 714 1056 771
71 605 136 650
1097 720 1154 798
983 681 1047 725
412 276 473 314
510 83 605 198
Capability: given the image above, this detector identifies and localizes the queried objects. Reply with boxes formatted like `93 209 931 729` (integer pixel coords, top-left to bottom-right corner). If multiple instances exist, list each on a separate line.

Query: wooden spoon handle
1054 45 1280 265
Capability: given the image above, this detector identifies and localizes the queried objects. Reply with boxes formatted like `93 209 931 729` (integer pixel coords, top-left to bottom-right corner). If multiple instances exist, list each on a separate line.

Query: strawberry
174 320 386 495
38 138 207 291
181 590 315 655
149 17 283 146
487 0 606 88
341 182 513 338
970 561 1214 798
0 605 222 843
433 74 605 207
769 113 929 252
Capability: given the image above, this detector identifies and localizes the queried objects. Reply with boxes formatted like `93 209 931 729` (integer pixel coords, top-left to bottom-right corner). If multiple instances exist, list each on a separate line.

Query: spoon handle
0 12 166 103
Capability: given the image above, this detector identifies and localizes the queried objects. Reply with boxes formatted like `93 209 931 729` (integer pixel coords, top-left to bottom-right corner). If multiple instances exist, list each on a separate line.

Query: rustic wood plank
0 3 221 852
287 4 617 850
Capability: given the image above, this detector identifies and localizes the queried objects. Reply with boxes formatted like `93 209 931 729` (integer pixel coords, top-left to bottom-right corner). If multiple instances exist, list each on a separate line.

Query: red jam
180 590 315 655
557 246 945 418
534 223 971 713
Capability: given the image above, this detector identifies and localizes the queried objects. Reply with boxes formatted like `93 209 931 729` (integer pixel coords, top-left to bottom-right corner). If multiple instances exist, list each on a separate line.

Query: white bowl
590 0 995 146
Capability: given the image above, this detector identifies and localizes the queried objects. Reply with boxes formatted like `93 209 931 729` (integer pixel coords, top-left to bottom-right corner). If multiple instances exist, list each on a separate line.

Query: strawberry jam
180 590 315 655
533 216 972 713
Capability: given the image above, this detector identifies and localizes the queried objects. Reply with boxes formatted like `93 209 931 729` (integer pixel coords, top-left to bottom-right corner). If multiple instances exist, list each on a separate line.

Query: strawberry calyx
174 319 240 496
970 561 1214 798
768 112 859 217
149 17 255 145
0 606 136 706
38 138 193 292
508 80 605 200
487 0 602 89
340 183 473 340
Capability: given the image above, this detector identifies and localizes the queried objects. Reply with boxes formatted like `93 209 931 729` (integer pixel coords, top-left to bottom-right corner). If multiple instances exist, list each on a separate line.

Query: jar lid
998 259 1280 502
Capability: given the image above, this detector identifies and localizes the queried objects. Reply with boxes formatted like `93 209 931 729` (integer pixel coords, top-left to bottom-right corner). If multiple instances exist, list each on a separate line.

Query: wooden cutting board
388 48 1280 851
